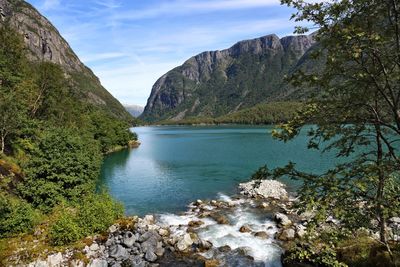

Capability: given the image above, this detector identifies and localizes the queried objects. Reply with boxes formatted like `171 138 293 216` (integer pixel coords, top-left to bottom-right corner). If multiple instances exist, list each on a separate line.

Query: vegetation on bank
0 25 136 264
253 0 400 266
158 101 303 125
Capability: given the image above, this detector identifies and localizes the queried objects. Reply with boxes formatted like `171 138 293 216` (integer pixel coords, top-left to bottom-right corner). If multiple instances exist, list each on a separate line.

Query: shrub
19 127 102 211
49 208 82 246
77 192 123 235
0 193 40 237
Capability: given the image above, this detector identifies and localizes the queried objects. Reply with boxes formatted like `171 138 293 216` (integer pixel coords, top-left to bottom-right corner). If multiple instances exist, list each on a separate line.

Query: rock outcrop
141 34 317 122
0 0 132 121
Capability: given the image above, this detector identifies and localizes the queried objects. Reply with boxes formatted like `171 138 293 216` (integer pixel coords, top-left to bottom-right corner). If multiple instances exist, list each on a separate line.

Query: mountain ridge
0 0 132 121
141 33 315 122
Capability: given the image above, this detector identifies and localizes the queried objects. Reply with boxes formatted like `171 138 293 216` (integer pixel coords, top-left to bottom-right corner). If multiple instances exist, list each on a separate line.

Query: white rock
239 180 288 200
108 224 118 233
71 260 84 267
295 224 307 238
176 234 193 251
90 243 99 251
87 259 108 267
274 213 292 227
159 228 169 236
143 215 155 225
28 260 48 267
47 252 63 267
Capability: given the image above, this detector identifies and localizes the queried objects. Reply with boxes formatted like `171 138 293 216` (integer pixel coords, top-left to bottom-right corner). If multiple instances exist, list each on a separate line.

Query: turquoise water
99 125 336 216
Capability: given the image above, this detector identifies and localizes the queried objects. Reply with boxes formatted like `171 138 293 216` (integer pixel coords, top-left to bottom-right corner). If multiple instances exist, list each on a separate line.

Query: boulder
143 215 155 225
254 231 269 239
274 213 292 227
176 234 194 251
28 260 48 267
239 179 288 200
188 220 205 228
278 228 295 241
109 244 129 260
87 259 108 267
47 252 63 267
209 213 230 225
239 225 252 233
122 231 136 247
145 250 158 262
295 224 307 238
108 224 118 233
158 228 169 236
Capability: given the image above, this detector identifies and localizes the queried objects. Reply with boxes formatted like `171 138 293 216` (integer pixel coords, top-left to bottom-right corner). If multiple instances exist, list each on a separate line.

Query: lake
99 125 336 216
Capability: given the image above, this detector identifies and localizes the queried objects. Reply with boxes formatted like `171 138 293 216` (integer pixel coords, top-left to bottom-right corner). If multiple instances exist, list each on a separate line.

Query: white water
158 194 283 267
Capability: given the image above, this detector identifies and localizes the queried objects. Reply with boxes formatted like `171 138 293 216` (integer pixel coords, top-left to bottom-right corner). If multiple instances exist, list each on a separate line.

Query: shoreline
105 140 141 155
26 180 301 267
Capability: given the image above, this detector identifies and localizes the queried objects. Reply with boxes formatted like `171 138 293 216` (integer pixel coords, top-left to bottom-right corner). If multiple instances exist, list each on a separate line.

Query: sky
26 0 302 107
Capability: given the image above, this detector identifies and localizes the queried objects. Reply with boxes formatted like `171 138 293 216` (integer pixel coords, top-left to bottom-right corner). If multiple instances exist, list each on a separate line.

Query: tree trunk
375 123 387 244
0 134 4 154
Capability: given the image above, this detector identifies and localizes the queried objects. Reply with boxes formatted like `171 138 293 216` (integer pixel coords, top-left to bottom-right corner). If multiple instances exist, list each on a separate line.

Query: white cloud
114 0 281 21
81 52 126 63
42 0 60 10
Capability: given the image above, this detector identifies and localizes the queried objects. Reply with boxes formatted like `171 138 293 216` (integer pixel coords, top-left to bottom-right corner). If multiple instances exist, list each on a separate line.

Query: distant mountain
0 0 132 121
141 34 317 122
124 105 144 117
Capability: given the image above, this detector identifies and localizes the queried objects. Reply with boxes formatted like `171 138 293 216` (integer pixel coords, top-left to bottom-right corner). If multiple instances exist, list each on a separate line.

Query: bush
78 192 123 235
49 208 82 246
0 193 40 237
48 192 123 246
19 127 102 211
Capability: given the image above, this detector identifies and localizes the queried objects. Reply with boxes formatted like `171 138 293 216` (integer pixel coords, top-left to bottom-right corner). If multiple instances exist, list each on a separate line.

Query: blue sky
26 0 302 106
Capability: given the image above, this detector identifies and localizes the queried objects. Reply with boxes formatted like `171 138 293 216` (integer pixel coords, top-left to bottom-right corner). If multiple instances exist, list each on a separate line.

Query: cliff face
141 34 316 122
0 0 132 121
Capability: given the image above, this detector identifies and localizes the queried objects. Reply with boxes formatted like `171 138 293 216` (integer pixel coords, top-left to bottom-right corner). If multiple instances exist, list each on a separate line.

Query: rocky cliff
124 104 144 117
0 0 132 121
141 34 316 122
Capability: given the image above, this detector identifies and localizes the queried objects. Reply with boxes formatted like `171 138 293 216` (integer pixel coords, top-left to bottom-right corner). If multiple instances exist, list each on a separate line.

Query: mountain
0 0 132 121
141 34 316 122
124 104 144 117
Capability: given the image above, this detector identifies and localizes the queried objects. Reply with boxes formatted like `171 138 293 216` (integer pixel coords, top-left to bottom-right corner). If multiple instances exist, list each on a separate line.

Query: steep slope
141 34 315 122
0 0 132 121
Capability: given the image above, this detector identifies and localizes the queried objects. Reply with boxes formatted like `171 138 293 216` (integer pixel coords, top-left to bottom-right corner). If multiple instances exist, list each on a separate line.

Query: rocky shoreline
27 179 311 267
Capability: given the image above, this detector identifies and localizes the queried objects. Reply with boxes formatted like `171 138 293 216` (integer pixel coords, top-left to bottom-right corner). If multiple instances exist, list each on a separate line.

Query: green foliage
49 193 123 246
266 0 400 262
251 165 270 180
0 193 40 237
159 101 302 125
88 111 137 153
19 127 102 211
77 192 123 235
49 208 81 246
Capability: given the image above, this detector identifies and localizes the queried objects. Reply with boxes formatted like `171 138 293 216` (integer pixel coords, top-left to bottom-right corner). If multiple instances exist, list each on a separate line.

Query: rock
28 260 48 267
109 244 129 260
259 202 269 209
90 243 100 251
205 259 220 267
326 216 340 225
158 228 169 236
209 213 230 224
218 245 232 253
131 256 146 267
239 225 252 233
239 179 288 200
143 215 155 225
274 213 292 227
188 220 205 228
254 231 269 239
295 224 307 238
145 250 158 262
109 224 118 233
199 239 213 251
47 252 63 267
389 217 400 224
87 259 108 267
278 228 295 241
122 231 136 247
141 236 159 254
176 234 194 251
71 260 84 267
156 247 165 257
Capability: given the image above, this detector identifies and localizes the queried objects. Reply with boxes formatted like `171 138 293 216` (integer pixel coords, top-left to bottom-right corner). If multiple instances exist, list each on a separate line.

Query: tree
271 0 400 252
18 127 102 211
0 93 24 154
